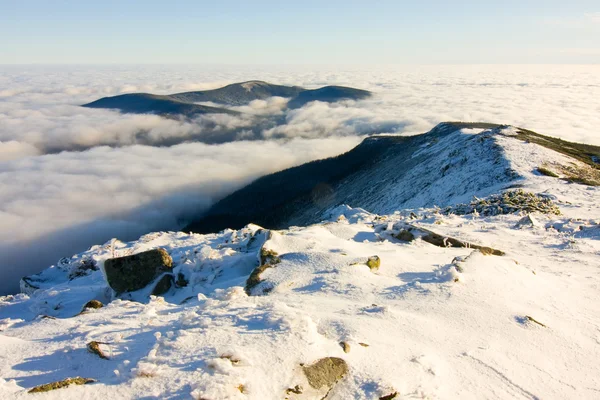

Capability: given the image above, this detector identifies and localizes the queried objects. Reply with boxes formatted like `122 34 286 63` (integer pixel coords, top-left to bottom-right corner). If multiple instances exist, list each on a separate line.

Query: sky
0 0 599 64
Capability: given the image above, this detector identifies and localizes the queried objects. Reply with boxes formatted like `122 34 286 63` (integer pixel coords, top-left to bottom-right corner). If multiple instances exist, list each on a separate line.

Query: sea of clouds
0 64 599 293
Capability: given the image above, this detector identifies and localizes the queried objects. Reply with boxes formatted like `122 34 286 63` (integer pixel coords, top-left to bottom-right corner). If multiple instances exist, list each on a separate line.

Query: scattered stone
380 392 399 400
81 300 103 311
526 315 547 328
514 214 539 229
87 341 109 360
28 377 96 393
358 342 370 347
245 245 281 295
103 248 172 295
537 167 559 178
302 357 348 390
220 354 241 365
286 385 304 395
245 264 274 295
237 384 246 393
394 230 415 242
151 274 174 296
340 341 351 353
366 256 381 271
443 189 561 216
175 272 188 288
68 258 98 280
420 230 504 256
260 248 281 265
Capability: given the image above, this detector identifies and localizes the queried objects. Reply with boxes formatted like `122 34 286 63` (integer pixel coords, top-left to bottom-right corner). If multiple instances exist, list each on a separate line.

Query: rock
380 392 399 400
82 300 103 310
514 214 539 229
419 230 505 256
366 256 380 271
68 258 98 280
302 357 348 390
340 341 351 353
103 248 172 294
151 274 174 296
245 245 281 295
87 341 109 360
394 229 415 242
28 377 96 393
286 385 304 395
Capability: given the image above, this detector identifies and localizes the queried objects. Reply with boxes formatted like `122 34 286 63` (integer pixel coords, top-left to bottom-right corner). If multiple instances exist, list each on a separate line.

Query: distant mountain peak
82 81 372 116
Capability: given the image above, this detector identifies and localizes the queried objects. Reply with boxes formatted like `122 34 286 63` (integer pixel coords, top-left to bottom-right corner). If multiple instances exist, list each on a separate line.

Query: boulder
103 248 172 294
302 357 348 390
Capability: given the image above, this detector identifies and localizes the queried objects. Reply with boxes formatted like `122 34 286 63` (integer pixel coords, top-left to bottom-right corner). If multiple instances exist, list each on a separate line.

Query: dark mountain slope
170 81 304 105
82 81 372 118
287 85 372 108
82 93 238 117
184 122 600 234
184 122 495 233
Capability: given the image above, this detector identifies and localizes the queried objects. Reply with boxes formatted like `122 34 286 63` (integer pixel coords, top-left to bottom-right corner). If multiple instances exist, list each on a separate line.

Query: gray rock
302 357 348 390
103 248 172 294
151 274 174 296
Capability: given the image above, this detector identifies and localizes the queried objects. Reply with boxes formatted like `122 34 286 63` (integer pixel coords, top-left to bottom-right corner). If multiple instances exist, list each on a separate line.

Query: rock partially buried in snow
395 229 415 242
302 357 348 390
367 256 381 271
151 273 174 296
28 377 96 393
103 248 172 295
514 214 540 229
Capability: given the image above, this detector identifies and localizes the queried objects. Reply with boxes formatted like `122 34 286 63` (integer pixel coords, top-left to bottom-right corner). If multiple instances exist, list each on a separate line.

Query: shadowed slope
184 122 600 234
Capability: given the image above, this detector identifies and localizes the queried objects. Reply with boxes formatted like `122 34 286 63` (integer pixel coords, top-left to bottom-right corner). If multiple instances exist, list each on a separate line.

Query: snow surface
1 129 600 399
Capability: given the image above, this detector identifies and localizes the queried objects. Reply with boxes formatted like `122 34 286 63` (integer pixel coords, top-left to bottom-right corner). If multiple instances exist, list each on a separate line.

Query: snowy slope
1 125 600 399
186 123 600 232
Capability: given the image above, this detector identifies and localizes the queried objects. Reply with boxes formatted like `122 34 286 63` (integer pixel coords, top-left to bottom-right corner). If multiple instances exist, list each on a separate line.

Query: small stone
151 274 174 296
82 300 103 310
87 341 109 360
340 341 351 353
286 385 303 395
395 230 415 242
380 392 399 400
302 357 348 390
366 256 380 271
358 342 370 347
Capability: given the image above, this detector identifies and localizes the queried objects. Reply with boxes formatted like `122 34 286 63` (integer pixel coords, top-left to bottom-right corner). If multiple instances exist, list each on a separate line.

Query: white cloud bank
0 64 599 293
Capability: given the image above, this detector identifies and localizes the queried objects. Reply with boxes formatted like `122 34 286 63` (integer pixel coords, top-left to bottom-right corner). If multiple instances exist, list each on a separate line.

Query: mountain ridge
82 81 372 117
184 122 600 233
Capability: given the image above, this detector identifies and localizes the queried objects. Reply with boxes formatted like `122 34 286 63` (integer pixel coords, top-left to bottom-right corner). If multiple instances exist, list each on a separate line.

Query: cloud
0 64 599 293
0 136 361 294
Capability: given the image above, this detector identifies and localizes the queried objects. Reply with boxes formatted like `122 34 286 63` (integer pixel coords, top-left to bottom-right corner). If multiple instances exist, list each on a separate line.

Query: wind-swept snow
1 127 600 399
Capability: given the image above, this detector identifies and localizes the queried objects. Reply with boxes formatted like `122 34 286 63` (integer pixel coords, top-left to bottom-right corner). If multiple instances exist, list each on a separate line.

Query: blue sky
0 0 598 64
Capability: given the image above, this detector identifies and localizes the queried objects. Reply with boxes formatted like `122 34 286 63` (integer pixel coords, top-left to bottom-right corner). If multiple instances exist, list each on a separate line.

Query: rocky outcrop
103 248 173 295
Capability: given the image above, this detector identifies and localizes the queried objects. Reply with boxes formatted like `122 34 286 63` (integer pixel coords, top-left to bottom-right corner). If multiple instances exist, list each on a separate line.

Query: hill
287 85 372 108
83 93 239 117
81 81 372 117
2 122 599 398
185 122 600 233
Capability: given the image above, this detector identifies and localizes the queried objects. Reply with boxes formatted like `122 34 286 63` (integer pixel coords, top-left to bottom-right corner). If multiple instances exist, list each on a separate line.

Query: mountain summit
82 81 372 117
2 122 599 399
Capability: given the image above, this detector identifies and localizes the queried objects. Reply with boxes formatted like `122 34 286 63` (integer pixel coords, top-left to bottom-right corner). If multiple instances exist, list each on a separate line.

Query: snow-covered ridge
1 123 600 399
186 123 600 233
